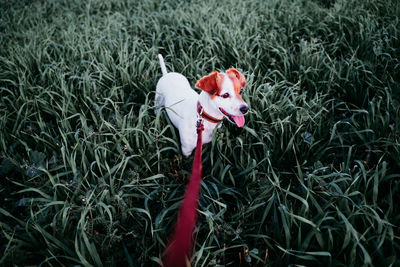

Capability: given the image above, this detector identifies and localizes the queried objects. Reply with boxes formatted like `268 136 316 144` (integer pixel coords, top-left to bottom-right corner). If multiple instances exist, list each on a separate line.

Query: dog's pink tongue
232 115 245 127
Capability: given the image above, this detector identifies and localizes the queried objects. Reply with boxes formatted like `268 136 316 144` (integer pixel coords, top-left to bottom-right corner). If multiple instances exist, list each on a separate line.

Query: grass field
1 0 400 265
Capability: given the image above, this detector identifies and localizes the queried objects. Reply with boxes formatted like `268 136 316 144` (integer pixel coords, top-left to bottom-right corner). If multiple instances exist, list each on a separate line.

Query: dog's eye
221 93 230 98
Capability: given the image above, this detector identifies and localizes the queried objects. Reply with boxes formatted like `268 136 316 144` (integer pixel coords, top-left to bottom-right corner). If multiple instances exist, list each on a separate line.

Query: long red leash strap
162 120 204 267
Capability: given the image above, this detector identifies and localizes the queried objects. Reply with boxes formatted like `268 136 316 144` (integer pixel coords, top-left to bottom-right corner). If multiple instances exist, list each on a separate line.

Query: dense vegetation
1 0 399 265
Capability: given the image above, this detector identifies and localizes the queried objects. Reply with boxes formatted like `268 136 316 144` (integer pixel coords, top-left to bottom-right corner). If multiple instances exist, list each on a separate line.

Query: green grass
1 0 399 265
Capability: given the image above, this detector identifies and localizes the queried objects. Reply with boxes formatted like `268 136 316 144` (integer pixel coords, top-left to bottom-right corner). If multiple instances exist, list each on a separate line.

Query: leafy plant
0 0 399 265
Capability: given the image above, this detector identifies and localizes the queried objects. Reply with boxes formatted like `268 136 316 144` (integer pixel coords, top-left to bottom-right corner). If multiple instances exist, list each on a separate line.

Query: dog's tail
158 54 168 76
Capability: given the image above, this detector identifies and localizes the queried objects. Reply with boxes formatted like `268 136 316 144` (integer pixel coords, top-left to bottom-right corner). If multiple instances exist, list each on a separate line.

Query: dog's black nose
240 105 249 114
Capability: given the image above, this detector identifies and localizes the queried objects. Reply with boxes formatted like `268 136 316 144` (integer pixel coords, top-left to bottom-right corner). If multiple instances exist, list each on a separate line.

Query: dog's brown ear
226 68 246 88
195 72 224 96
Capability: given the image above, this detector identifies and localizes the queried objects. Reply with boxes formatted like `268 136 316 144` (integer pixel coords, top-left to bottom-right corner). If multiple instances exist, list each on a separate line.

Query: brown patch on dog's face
225 68 246 97
195 72 225 98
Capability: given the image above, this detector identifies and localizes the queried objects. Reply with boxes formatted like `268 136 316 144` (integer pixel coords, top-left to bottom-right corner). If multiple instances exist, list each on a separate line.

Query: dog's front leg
181 144 195 157
179 129 196 157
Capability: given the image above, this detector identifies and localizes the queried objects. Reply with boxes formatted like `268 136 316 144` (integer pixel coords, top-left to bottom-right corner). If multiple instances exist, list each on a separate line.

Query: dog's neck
198 91 224 125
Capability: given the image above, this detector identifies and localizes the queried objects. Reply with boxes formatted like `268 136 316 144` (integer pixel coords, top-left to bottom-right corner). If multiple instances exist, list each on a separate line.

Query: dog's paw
181 146 194 158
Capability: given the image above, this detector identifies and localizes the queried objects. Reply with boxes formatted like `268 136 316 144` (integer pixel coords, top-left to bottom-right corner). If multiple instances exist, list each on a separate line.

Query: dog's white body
155 55 248 157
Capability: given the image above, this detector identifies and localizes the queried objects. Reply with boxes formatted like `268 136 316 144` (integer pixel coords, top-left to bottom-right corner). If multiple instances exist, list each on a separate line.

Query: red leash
162 119 205 267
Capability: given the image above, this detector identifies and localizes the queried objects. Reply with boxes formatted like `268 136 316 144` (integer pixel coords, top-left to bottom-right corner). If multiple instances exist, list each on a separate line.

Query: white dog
155 54 249 157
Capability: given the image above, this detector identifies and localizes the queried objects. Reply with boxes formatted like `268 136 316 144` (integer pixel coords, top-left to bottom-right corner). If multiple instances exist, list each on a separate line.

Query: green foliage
1 0 399 265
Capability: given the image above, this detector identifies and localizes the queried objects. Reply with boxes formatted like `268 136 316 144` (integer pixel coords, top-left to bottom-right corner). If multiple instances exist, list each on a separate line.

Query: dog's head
195 68 249 127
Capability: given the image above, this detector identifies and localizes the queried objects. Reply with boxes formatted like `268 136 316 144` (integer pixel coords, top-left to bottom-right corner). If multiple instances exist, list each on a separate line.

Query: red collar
197 101 224 124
